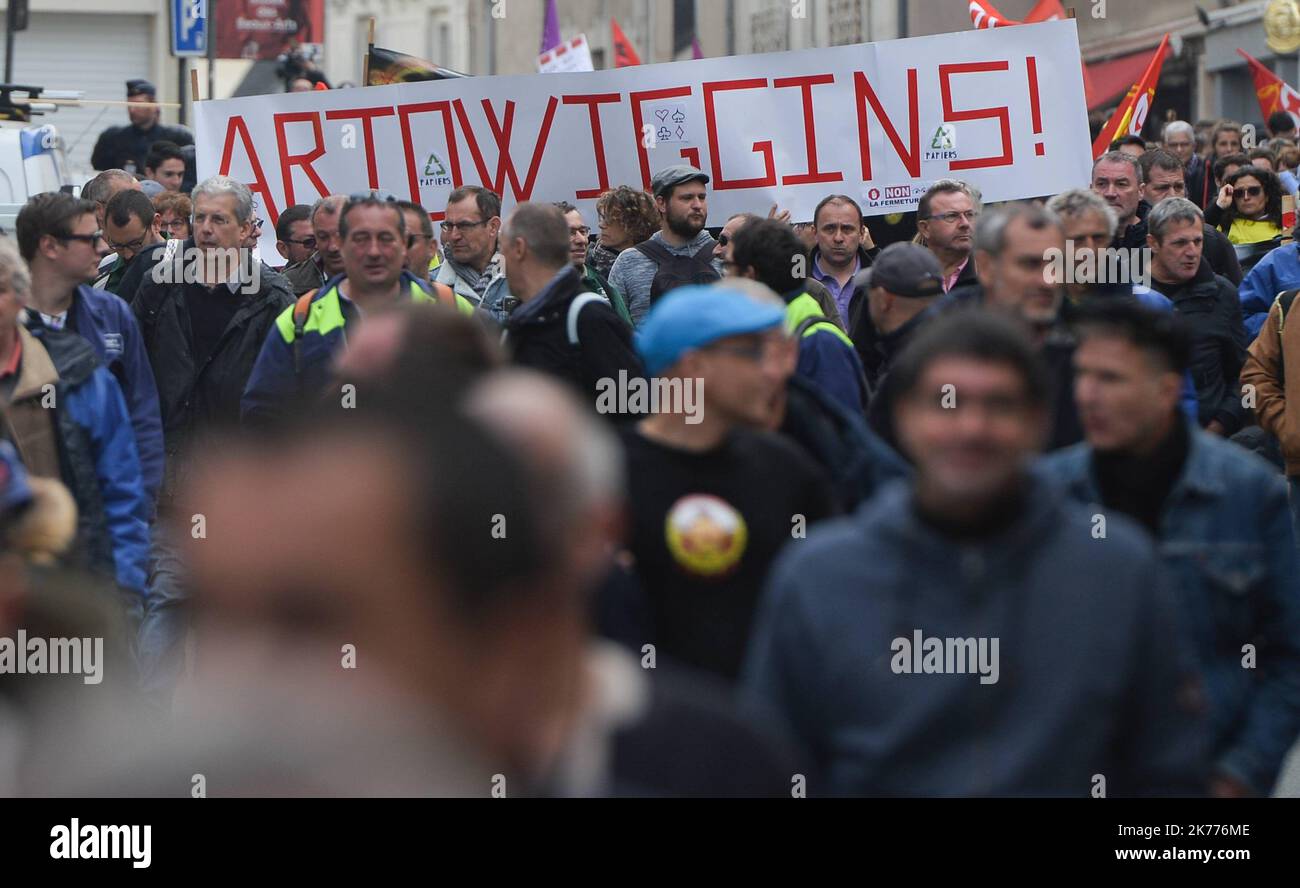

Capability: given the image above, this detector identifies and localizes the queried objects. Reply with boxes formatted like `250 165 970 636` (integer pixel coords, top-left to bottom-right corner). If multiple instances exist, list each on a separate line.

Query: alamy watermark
891 629 1000 685
150 245 262 295
595 370 703 423
1045 242 1150 288
0 631 103 684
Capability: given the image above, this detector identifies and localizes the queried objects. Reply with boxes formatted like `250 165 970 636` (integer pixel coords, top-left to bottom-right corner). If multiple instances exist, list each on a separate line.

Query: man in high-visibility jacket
241 191 475 426
725 217 868 415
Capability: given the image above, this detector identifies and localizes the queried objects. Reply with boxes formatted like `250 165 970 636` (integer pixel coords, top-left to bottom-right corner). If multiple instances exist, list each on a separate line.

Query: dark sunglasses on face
1235 186 1264 198
717 232 730 247
284 236 317 249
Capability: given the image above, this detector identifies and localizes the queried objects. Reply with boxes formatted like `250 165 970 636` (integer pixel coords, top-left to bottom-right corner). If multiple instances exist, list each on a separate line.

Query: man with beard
608 166 721 326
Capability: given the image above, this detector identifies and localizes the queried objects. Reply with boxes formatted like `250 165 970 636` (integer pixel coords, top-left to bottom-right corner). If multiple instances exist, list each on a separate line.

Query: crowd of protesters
4 83 1300 797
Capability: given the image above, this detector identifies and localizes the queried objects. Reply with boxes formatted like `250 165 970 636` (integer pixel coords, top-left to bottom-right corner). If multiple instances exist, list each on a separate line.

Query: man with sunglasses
101 189 172 307
396 200 443 285
15 192 163 506
435 185 513 324
274 205 316 269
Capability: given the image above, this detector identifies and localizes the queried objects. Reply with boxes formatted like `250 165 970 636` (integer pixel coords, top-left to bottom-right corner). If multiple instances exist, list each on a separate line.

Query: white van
0 85 78 232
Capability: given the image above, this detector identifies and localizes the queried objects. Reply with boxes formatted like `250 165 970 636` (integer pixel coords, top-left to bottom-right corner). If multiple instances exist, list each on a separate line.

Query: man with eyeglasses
553 201 632 326
435 185 513 324
915 179 980 293
242 191 475 426
620 283 835 682
102 189 173 307
15 192 163 507
283 195 348 297
274 205 316 269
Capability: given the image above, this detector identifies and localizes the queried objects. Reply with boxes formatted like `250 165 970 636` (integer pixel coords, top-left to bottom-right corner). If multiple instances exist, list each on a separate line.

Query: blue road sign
172 0 207 58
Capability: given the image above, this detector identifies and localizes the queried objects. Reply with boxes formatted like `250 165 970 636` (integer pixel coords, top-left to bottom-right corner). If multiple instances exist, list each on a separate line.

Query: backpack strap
567 293 608 347
1278 289 1299 332
291 289 317 375
633 240 673 264
693 242 718 264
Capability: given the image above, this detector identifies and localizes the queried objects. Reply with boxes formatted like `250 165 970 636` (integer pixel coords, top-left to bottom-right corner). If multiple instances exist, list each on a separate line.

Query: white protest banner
196 20 1089 254
539 35 595 74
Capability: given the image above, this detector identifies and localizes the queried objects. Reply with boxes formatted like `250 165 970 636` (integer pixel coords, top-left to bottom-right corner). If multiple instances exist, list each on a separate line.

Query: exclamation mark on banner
1026 57 1044 157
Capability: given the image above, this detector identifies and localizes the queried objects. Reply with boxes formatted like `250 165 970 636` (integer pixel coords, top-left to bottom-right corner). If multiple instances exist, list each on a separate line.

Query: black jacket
503 266 645 410
91 122 193 174
1150 259 1250 434
115 240 176 308
133 250 293 504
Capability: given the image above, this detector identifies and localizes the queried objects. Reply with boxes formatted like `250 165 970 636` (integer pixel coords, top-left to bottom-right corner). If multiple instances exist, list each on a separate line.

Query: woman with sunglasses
1214 165 1285 246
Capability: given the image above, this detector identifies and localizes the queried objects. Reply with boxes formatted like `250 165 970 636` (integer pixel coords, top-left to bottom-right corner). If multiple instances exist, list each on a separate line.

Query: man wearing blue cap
621 284 835 682
91 80 193 175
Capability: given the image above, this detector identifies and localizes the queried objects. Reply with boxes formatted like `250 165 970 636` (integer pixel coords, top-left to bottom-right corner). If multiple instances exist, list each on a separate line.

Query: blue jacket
1043 428 1300 795
241 270 446 425
65 284 164 504
18 321 151 595
1239 241 1300 339
740 467 1209 796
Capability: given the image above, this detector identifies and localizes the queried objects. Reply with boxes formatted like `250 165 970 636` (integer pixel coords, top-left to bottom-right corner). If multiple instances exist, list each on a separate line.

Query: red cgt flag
1092 34 1170 158
968 0 1065 28
611 18 641 67
1238 49 1300 132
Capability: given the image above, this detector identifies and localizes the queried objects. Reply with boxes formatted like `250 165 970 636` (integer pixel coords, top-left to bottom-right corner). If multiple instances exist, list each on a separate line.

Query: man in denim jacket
1044 300 1300 796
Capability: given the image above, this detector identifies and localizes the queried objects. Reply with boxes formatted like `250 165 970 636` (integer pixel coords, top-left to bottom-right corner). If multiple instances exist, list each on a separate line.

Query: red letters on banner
773 74 844 186
274 112 330 207
397 101 463 220
703 79 778 190
939 61 1013 170
563 93 622 199
854 69 921 180
629 86 694 189
453 97 559 201
218 114 280 224
325 106 397 189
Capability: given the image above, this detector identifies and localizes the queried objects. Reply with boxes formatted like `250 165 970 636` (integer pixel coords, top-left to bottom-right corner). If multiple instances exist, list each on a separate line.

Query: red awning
1086 45 1166 110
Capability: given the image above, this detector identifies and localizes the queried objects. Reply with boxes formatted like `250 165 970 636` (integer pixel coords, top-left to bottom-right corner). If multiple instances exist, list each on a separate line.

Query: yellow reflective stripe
785 292 853 347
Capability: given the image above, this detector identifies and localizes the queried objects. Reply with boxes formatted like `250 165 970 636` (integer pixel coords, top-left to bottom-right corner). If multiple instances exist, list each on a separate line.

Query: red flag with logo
1238 49 1300 132
611 18 641 67
968 0 1065 29
1092 34 1170 158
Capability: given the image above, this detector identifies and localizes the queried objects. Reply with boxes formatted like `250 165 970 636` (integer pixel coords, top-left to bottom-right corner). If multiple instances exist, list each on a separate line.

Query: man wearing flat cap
91 79 193 175
607 165 722 327
844 242 945 449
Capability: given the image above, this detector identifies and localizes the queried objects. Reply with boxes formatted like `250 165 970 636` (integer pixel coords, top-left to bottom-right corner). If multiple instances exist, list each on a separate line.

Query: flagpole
363 17 375 86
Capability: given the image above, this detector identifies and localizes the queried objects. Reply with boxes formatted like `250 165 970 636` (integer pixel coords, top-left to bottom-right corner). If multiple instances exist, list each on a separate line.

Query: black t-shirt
620 426 837 681
186 282 242 368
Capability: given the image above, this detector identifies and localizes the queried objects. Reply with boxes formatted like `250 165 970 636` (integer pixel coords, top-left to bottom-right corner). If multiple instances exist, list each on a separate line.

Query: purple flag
541 0 562 53
691 37 703 60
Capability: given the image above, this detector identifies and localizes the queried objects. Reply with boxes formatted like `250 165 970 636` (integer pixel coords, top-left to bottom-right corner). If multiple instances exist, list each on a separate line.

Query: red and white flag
1092 34 1170 158
968 0 1065 29
1238 49 1300 132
